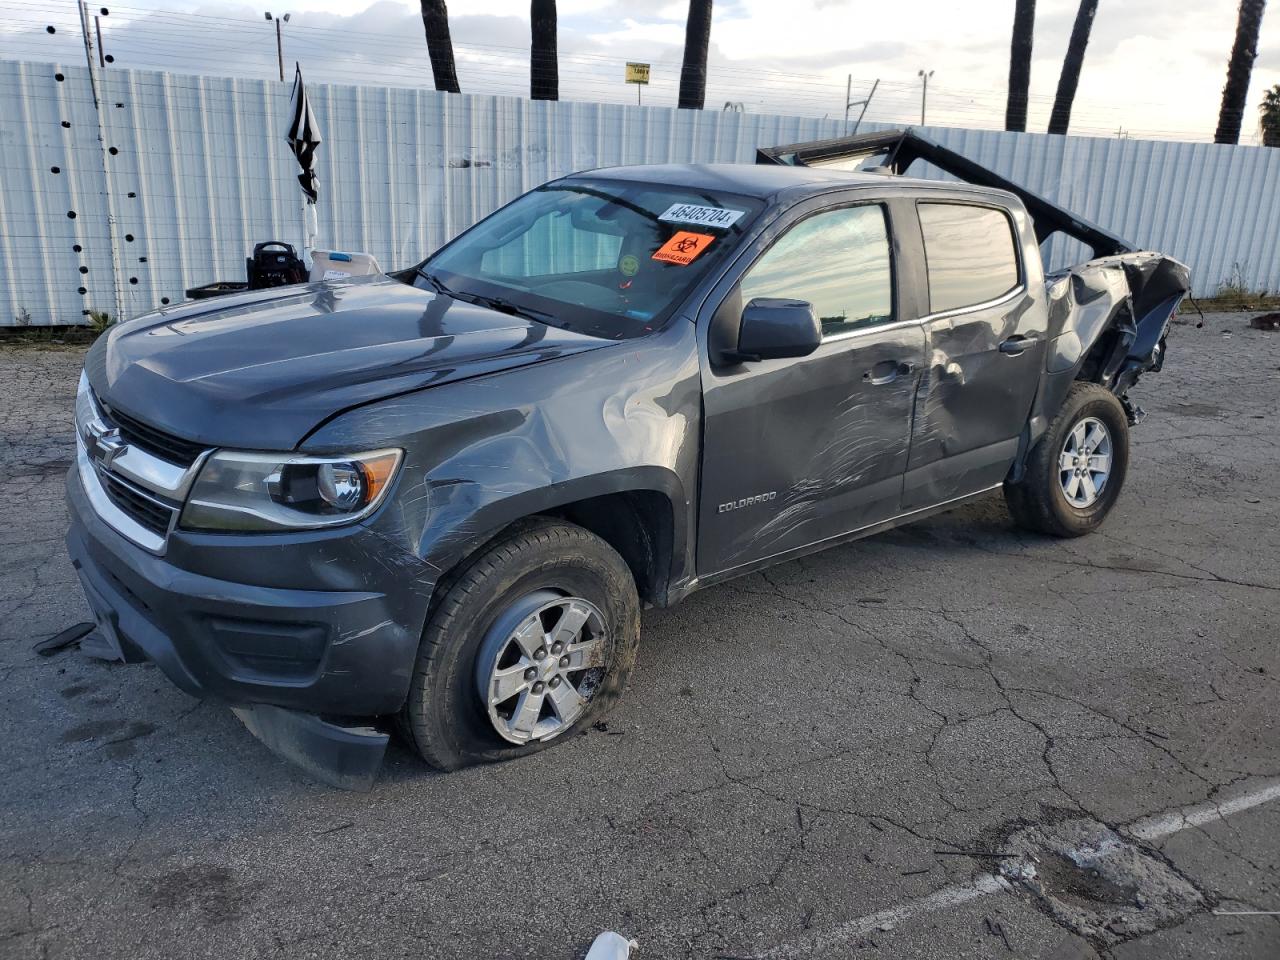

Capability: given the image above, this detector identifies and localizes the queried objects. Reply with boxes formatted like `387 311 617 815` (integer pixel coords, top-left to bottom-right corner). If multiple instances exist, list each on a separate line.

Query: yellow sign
625 62 650 85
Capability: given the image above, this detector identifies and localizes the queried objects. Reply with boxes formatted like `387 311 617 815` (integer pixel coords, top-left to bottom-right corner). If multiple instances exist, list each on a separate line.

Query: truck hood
87 275 612 450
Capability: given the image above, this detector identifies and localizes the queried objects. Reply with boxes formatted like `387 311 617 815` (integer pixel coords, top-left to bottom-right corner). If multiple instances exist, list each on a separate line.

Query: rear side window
918 203 1020 313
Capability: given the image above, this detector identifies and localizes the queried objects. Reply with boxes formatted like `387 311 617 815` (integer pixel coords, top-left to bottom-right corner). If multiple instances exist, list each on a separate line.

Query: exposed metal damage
1045 253 1192 423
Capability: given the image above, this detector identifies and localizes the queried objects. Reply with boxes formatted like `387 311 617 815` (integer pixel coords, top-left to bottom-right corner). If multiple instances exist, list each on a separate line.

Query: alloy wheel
475 591 608 744
1059 416 1112 508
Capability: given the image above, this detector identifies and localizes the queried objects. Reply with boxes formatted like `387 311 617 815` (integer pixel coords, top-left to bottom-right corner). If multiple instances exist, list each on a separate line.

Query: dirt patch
1169 402 1226 419
60 718 157 744
999 818 1205 944
142 865 257 924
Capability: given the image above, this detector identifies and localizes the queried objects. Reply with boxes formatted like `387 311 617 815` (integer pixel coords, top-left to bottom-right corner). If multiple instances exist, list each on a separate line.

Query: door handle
999 335 1037 355
863 360 915 385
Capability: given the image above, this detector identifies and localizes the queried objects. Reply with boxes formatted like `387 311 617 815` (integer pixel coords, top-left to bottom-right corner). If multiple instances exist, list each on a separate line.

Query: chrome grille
98 469 176 538
99 401 206 467
76 373 210 554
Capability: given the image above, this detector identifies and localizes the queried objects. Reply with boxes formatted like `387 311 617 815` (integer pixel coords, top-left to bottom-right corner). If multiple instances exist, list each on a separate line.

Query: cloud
2 0 1276 141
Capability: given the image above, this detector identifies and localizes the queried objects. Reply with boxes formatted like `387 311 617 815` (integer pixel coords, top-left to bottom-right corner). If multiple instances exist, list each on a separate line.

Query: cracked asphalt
2 312 1278 960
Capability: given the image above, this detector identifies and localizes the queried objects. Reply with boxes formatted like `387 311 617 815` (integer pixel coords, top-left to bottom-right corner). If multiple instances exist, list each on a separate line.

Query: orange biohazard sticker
652 231 715 266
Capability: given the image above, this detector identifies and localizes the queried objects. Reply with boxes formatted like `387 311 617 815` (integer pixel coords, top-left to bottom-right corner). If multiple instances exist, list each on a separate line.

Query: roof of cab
565 162 1006 205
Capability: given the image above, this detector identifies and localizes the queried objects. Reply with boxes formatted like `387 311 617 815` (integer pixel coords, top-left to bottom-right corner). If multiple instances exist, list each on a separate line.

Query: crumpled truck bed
1045 253 1191 410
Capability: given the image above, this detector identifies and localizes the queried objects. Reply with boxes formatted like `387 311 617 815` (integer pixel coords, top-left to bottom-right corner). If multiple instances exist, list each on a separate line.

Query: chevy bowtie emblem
88 425 128 469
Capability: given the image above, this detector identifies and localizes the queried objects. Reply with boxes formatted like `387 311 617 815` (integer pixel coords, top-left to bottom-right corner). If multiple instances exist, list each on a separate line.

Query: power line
0 0 1236 142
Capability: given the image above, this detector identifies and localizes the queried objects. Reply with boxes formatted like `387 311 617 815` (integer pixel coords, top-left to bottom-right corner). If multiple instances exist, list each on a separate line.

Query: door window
739 204 893 338
917 203 1020 313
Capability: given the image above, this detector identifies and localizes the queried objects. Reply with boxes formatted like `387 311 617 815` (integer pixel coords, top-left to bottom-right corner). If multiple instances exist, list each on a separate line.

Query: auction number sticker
652 231 715 266
658 203 745 230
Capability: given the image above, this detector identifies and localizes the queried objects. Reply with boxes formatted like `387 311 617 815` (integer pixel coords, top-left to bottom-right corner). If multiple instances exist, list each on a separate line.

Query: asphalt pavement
1 312 1277 959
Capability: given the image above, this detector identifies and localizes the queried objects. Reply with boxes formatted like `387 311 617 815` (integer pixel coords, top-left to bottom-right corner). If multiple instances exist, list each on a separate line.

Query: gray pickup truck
66 131 1189 788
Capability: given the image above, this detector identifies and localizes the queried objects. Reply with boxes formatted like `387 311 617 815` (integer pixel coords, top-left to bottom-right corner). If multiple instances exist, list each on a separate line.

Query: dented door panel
901 202 1049 509
903 290 1046 507
697 324 925 576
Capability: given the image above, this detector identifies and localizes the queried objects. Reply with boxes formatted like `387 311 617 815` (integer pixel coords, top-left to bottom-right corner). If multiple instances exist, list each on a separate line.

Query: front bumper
67 461 435 782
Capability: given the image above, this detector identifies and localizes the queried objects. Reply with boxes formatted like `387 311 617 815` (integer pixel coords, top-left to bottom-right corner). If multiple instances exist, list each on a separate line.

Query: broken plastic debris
584 931 638 959
33 622 95 657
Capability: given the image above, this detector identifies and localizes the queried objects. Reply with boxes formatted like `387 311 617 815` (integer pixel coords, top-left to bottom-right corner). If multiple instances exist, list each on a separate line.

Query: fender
416 466 687 594
306 320 704 599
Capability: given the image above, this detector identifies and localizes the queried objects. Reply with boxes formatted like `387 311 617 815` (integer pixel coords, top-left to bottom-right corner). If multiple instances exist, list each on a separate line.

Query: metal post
276 19 284 82
917 69 934 126
94 15 105 68
78 1 126 320
844 78 878 137
852 79 878 136
76 1 99 108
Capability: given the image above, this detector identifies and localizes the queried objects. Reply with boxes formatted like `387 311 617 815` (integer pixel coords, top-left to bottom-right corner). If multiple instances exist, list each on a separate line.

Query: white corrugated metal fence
2 58 1278 326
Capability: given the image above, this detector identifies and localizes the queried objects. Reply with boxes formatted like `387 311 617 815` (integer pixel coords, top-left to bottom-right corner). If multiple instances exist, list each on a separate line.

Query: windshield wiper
465 294 557 324
417 268 455 297
418 269 557 326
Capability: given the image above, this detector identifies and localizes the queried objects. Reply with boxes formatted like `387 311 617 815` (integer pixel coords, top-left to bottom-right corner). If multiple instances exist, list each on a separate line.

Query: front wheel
1004 382 1130 537
400 520 640 770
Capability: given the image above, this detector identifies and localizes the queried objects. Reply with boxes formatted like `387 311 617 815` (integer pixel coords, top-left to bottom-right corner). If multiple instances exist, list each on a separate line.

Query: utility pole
265 11 290 82
917 69 934 126
844 77 879 135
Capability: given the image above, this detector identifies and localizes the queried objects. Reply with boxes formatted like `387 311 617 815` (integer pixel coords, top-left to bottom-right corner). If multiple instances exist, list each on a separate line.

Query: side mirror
732 297 821 362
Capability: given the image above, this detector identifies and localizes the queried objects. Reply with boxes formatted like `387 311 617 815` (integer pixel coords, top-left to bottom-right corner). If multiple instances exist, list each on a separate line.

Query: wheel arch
420 467 687 609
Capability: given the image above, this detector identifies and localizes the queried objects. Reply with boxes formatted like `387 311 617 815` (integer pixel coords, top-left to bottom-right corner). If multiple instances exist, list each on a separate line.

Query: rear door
696 200 925 577
902 199 1047 509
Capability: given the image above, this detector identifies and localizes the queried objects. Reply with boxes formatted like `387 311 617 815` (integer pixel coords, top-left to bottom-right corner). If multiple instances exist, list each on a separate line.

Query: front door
902 201 1048 509
697 202 925 577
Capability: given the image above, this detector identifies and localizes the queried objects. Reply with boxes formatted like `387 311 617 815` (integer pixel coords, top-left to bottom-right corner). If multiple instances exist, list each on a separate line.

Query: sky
3 0 1278 142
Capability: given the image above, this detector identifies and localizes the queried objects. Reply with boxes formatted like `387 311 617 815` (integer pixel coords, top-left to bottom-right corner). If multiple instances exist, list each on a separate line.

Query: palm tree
1214 0 1267 144
420 0 461 93
1005 0 1036 131
678 0 713 110
1047 0 1098 134
530 0 558 101
1262 84 1280 147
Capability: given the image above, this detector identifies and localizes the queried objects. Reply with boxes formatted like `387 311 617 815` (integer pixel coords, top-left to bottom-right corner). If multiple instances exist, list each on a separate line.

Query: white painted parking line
1128 779 1280 841
757 778 1280 959
756 874 1011 959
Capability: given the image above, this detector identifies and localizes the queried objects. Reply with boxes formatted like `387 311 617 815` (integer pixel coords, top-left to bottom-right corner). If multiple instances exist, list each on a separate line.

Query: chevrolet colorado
67 140 1190 787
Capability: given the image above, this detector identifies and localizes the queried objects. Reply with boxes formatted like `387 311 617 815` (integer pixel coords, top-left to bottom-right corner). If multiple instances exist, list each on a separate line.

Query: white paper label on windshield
658 203 745 230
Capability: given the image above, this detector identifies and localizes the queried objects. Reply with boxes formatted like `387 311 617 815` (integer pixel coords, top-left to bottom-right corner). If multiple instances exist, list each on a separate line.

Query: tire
400 519 640 771
1004 382 1130 538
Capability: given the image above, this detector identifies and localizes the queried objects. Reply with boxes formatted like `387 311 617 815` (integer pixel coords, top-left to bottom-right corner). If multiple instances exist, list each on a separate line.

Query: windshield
417 179 763 339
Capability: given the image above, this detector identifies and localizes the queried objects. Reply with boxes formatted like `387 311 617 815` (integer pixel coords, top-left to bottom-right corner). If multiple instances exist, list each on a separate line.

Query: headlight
180 448 403 531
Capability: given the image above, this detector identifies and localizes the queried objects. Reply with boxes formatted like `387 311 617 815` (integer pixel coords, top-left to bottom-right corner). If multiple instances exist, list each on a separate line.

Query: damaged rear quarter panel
303 319 703 594
1036 252 1190 422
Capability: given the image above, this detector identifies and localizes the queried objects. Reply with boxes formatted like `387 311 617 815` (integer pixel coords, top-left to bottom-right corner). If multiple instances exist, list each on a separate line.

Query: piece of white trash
584 931 638 959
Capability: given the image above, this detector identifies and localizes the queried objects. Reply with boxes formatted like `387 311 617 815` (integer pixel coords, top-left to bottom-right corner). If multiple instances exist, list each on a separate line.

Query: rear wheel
1005 382 1130 537
400 520 640 770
